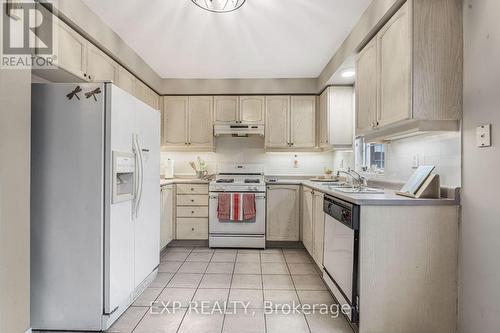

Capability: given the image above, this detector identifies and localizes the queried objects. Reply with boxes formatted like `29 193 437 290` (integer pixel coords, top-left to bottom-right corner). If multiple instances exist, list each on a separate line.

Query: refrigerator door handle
132 134 141 218
135 134 145 218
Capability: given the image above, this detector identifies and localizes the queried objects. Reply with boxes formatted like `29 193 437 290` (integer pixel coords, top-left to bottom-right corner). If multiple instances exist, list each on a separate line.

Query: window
365 143 385 171
354 138 385 173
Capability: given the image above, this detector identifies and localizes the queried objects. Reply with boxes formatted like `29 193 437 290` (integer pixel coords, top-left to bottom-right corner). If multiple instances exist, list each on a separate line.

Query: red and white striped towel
217 193 256 222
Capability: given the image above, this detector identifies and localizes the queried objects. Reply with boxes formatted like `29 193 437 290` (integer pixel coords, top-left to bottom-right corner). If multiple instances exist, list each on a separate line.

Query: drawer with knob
176 218 208 240
176 184 209 195
176 194 209 206
177 206 208 218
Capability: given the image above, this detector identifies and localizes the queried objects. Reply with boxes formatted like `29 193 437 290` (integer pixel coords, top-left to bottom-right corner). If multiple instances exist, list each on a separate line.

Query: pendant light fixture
191 0 246 13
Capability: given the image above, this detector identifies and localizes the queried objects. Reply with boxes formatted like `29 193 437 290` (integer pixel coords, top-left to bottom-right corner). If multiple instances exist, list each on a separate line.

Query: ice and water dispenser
112 151 135 203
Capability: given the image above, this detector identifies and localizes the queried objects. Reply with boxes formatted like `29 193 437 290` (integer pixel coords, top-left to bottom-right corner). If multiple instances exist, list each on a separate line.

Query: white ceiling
82 0 371 79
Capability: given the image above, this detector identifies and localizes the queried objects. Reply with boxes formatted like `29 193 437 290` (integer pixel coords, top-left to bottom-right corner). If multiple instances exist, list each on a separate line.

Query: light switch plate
476 124 491 148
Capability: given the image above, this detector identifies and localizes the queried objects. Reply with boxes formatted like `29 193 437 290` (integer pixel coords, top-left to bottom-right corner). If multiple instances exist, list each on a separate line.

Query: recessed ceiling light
191 0 246 13
341 70 356 78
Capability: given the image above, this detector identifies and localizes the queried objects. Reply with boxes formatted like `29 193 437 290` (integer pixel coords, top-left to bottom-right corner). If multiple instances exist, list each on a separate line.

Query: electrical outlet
412 154 420 169
477 124 491 148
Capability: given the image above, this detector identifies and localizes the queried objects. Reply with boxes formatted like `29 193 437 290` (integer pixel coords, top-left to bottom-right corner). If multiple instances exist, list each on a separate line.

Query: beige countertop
266 178 460 206
160 178 210 186
160 176 460 206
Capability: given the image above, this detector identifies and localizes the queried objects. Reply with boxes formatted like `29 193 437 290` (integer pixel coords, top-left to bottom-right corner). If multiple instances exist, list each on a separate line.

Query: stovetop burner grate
244 179 260 183
216 179 235 183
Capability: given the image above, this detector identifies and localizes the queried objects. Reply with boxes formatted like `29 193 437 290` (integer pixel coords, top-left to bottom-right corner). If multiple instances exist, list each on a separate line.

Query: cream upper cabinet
265 96 290 148
239 96 265 124
57 22 88 81
377 1 411 127
162 96 213 149
36 5 88 81
146 89 160 110
320 86 354 149
266 185 300 241
355 38 378 135
86 44 118 83
188 96 214 148
302 187 314 254
290 96 316 148
134 80 160 110
116 67 136 96
162 97 189 147
319 91 328 147
355 0 462 140
312 191 325 267
214 96 238 124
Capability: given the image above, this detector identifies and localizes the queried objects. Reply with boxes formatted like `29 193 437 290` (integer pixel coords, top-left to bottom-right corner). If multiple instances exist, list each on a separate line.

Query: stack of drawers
175 183 209 240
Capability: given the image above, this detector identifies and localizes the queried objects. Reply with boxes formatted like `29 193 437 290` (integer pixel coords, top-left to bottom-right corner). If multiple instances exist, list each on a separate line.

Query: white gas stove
209 164 266 249
209 163 266 193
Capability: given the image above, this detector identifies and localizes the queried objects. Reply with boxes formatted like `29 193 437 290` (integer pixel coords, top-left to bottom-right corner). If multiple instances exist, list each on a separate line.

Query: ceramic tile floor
107 247 353 333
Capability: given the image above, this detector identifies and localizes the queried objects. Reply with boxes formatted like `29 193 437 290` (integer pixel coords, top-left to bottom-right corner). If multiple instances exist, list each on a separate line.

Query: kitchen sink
334 187 385 194
321 182 351 188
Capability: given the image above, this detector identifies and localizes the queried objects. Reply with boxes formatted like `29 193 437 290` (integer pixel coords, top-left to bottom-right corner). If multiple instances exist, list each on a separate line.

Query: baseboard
266 241 304 249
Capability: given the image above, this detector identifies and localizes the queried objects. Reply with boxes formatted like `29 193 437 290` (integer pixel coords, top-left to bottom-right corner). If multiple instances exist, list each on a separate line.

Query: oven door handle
209 194 266 199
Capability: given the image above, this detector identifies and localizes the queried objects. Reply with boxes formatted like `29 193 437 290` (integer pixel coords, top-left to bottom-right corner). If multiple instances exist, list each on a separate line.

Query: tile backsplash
360 132 462 187
161 136 335 177
162 132 461 187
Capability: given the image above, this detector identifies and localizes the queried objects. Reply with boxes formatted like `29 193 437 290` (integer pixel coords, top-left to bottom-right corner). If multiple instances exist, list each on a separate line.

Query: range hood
214 124 265 137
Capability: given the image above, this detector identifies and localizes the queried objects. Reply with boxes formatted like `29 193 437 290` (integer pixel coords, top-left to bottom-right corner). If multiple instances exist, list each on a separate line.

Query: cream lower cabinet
266 185 300 241
319 86 354 149
162 96 214 150
311 191 325 267
301 187 325 266
175 184 209 240
160 185 174 249
301 187 314 254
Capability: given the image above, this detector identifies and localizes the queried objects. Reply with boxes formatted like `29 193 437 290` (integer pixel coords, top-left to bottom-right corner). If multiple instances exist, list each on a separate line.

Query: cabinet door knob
191 210 195 214
190 188 194 191
191 199 194 202
191 228 195 231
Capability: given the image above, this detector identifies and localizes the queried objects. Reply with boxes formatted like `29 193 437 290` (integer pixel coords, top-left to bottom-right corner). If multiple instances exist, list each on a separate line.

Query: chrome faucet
336 168 367 189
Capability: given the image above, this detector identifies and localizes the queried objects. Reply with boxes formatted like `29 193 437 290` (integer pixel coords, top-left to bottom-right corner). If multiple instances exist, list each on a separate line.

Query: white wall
459 0 500 332
161 136 334 177
0 69 31 333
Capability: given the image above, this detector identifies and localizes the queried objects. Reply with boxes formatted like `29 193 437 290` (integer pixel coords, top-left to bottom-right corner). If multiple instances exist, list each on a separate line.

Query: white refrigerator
31 82 160 331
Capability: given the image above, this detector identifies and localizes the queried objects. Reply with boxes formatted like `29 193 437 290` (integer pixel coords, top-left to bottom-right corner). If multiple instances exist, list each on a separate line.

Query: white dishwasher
323 194 360 325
